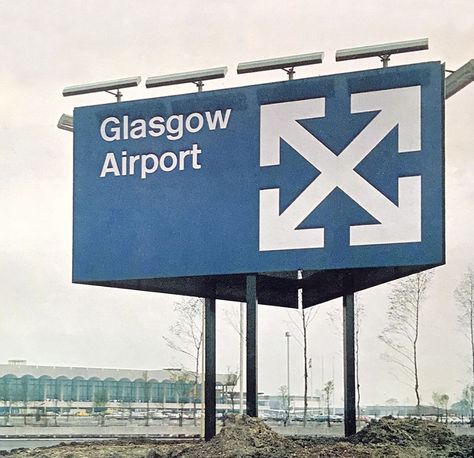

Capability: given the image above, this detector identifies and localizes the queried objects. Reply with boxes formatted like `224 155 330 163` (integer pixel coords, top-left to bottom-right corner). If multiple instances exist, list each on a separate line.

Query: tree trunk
355 311 361 421
6 401 11 425
145 377 150 427
193 346 200 427
302 309 308 427
146 396 150 426
326 399 331 427
414 279 421 417
414 343 420 416
470 286 474 388
230 394 235 413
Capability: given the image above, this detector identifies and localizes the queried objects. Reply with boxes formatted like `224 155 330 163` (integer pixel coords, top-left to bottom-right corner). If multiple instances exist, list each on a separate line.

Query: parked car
446 416 463 424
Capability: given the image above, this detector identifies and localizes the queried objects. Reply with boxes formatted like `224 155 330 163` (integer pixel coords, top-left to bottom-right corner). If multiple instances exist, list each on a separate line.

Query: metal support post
204 297 216 441
239 302 244 414
284 67 295 80
105 89 123 102
343 292 356 436
246 275 258 417
200 301 205 437
380 54 390 68
195 81 204 92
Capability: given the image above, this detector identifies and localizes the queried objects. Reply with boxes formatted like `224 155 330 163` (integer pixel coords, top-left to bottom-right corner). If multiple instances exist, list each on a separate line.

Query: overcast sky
0 0 473 407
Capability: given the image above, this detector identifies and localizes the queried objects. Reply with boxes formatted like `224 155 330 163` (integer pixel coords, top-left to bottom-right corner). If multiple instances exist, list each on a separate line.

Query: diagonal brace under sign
259 86 422 251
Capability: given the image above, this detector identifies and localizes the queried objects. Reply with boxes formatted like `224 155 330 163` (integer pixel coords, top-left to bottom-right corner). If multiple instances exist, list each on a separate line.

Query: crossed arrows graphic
259 86 422 251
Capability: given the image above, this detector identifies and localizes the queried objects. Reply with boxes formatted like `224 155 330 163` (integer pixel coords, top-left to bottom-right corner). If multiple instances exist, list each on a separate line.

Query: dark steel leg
343 292 356 436
246 275 258 417
205 297 216 441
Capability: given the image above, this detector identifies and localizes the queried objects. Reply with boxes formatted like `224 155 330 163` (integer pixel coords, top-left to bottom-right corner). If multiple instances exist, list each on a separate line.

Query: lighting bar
336 38 429 65
63 76 141 97
237 52 324 76
146 67 227 90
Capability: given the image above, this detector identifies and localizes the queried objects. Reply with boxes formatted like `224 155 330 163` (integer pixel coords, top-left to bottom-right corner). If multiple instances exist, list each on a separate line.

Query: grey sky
0 0 473 407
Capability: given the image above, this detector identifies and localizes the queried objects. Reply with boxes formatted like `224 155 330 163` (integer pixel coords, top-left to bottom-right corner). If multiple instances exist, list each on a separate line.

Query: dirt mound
5 417 474 457
179 414 301 458
352 417 457 449
1 440 193 458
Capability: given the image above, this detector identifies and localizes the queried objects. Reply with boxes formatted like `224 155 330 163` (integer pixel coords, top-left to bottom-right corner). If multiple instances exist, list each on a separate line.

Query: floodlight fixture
57 113 73 132
237 52 324 80
336 38 429 67
146 67 228 92
62 76 141 102
445 59 474 99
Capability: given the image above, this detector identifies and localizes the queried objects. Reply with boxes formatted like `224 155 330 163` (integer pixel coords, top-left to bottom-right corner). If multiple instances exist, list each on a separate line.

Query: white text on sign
98 109 232 179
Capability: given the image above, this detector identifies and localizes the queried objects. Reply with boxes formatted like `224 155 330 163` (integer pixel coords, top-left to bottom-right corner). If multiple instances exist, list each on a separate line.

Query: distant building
363 404 439 417
0 360 230 408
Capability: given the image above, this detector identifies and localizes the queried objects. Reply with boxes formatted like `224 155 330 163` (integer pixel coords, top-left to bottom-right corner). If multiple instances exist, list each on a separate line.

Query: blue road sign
73 62 444 285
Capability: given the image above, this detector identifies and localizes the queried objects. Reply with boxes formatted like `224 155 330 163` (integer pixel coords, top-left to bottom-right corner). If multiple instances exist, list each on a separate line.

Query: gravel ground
2 415 474 457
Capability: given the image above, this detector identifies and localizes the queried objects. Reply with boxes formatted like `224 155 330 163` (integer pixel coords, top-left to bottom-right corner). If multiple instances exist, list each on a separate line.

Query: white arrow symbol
259 86 422 252
347 86 421 245
259 98 327 251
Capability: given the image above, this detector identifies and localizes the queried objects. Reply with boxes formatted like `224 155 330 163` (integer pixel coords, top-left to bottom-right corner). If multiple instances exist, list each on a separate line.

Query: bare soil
2 415 473 457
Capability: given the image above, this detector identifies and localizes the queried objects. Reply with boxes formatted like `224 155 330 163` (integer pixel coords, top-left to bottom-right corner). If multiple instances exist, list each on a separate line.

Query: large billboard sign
73 62 444 306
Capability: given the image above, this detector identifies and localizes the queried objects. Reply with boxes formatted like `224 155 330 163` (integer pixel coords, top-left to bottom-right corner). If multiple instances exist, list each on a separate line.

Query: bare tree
354 297 364 420
163 297 203 426
432 392 445 421
223 368 238 413
386 398 398 416
93 387 108 426
143 371 150 427
21 378 28 426
328 294 365 419
440 393 449 423
0 381 12 425
432 393 450 423
379 271 434 415
288 306 317 427
278 385 290 426
323 380 334 427
169 369 194 427
223 303 245 414
461 385 474 425
455 267 474 386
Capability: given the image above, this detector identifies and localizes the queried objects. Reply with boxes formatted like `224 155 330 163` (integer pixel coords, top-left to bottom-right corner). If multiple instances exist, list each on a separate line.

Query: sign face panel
73 62 444 283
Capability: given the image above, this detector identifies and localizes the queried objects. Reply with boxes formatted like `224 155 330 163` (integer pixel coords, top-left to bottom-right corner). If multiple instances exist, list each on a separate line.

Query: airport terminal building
0 360 231 408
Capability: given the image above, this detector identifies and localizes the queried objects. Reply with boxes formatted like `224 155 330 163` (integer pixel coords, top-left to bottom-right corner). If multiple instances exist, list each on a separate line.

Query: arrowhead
349 176 421 246
259 188 324 251
260 98 325 167
351 86 421 153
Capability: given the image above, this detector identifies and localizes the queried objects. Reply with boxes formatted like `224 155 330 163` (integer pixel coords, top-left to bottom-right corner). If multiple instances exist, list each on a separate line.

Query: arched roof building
0 361 229 405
